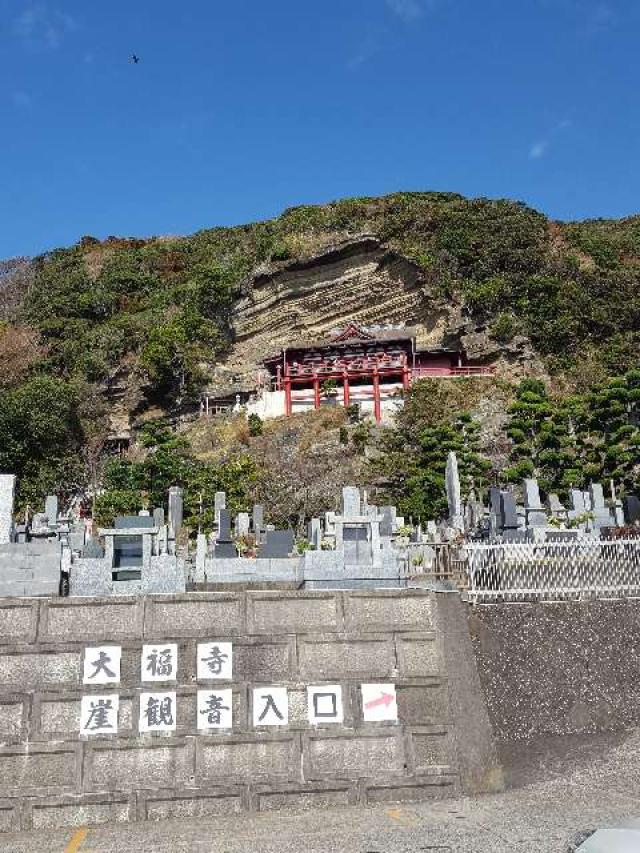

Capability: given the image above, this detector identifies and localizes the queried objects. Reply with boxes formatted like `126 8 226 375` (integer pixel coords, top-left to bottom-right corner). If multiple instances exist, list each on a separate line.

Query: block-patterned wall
0 589 498 832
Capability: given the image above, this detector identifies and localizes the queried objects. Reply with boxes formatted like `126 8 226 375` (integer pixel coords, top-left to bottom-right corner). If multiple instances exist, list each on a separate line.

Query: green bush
248 414 263 436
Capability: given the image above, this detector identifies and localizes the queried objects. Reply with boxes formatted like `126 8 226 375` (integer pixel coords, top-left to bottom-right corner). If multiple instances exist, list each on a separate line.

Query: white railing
464 538 640 602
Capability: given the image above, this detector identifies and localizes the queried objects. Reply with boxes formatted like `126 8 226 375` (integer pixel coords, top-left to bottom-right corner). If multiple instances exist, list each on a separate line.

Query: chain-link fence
464 538 640 602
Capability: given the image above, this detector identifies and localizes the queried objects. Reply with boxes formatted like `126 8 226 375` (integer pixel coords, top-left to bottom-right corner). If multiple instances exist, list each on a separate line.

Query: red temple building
248 323 494 422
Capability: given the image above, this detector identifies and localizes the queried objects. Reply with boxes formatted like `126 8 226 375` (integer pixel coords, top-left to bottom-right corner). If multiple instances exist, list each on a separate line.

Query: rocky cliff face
208 236 545 396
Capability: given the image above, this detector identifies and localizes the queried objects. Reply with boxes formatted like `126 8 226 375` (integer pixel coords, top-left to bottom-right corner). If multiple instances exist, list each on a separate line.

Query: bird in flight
130 54 140 64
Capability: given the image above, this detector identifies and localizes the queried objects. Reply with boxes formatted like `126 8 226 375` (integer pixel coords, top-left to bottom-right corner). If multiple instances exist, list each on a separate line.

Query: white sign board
139 691 177 732
197 689 233 730
83 646 121 685
197 642 232 681
253 687 288 727
307 685 343 725
141 644 178 682
80 694 119 735
361 683 398 722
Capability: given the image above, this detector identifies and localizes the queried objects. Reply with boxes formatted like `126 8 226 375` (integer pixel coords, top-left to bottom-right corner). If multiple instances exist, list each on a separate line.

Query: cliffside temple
243 322 495 422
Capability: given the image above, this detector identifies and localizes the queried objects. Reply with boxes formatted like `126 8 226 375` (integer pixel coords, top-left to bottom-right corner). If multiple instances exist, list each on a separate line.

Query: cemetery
0 446 639 832
1 444 640 601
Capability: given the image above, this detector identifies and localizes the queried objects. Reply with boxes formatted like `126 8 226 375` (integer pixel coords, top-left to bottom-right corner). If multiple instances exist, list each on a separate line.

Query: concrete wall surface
0 589 499 831
469 599 640 742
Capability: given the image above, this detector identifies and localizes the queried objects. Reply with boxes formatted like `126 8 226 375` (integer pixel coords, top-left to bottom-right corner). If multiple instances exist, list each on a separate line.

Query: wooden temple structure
261 323 494 422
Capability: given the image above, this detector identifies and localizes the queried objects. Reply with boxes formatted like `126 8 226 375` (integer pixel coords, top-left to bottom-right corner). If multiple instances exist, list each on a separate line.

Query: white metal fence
464 538 640 602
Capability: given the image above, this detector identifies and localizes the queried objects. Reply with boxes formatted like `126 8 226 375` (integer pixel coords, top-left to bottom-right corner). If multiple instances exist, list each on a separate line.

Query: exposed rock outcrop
206 236 544 396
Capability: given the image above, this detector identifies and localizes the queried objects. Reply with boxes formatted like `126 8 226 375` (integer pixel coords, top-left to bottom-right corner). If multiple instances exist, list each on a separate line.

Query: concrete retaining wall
0 589 499 831
468 599 640 741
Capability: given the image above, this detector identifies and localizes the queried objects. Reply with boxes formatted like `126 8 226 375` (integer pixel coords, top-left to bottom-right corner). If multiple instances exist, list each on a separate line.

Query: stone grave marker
623 496 640 525
445 452 464 531
342 487 361 518
214 491 226 527
523 479 547 527
45 495 58 526
252 504 264 540
500 492 519 534
308 518 322 549
380 506 395 537
235 512 250 538
168 487 184 535
214 510 237 558
259 529 294 558
0 475 15 544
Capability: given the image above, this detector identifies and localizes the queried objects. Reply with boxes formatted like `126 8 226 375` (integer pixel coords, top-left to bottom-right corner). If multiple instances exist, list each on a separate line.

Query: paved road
3 731 639 853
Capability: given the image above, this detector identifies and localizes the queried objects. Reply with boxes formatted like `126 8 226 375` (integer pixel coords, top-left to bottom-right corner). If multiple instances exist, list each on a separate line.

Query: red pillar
313 373 320 410
284 365 292 416
373 365 381 423
343 370 350 407
402 354 410 390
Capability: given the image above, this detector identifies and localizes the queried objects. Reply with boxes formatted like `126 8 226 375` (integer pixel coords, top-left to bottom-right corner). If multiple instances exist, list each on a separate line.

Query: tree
0 324 45 389
371 382 492 520
0 376 85 508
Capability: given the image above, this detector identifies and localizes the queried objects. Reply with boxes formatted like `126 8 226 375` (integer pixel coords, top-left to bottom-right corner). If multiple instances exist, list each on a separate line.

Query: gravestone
235 512 250 538
0 475 15 544
547 493 566 517
259 529 294 558
45 495 58 526
570 489 585 513
214 491 226 527
380 506 395 537
445 452 464 531
157 524 168 555
82 538 105 559
623 496 640 525
153 507 165 528
465 493 484 533
489 487 503 537
252 504 264 539
343 525 372 566
342 487 361 518
214 510 237 558
500 492 519 532
196 533 207 580
31 513 52 537
168 487 184 535
590 482 606 508
308 518 322 549
590 482 611 530
523 479 547 527
115 515 155 529
568 489 587 531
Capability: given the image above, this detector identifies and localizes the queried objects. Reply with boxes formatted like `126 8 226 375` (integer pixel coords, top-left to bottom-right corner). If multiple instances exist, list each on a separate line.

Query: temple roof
264 323 417 361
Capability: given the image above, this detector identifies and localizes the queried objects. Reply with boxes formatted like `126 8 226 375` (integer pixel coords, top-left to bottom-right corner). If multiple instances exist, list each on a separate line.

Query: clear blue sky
1 0 639 258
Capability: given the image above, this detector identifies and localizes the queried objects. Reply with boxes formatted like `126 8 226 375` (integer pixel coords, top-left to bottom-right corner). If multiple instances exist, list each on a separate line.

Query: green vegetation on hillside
504 372 640 494
1 191 639 513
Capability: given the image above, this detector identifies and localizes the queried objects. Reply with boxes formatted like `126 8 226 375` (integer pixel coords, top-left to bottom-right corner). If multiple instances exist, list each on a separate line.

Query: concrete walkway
3 730 639 853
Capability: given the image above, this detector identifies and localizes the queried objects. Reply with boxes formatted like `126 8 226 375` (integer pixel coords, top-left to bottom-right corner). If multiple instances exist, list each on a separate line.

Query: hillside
0 191 639 517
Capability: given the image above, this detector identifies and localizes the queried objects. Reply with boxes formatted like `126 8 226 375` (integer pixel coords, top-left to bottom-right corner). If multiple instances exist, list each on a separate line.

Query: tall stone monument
445 452 464 532
0 475 15 545
168 486 184 536
523 479 547 528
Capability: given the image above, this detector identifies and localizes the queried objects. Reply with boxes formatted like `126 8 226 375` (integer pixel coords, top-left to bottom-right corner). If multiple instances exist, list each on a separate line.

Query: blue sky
1 0 639 258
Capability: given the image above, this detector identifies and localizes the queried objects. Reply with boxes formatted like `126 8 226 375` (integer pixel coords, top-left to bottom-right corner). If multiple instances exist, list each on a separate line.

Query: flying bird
130 54 140 64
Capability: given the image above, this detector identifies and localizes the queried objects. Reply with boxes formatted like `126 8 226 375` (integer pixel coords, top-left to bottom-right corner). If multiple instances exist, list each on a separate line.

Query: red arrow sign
364 691 395 710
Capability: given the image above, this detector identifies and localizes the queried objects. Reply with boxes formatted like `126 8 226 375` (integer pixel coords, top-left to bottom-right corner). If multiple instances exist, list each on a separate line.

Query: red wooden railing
412 366 496 378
